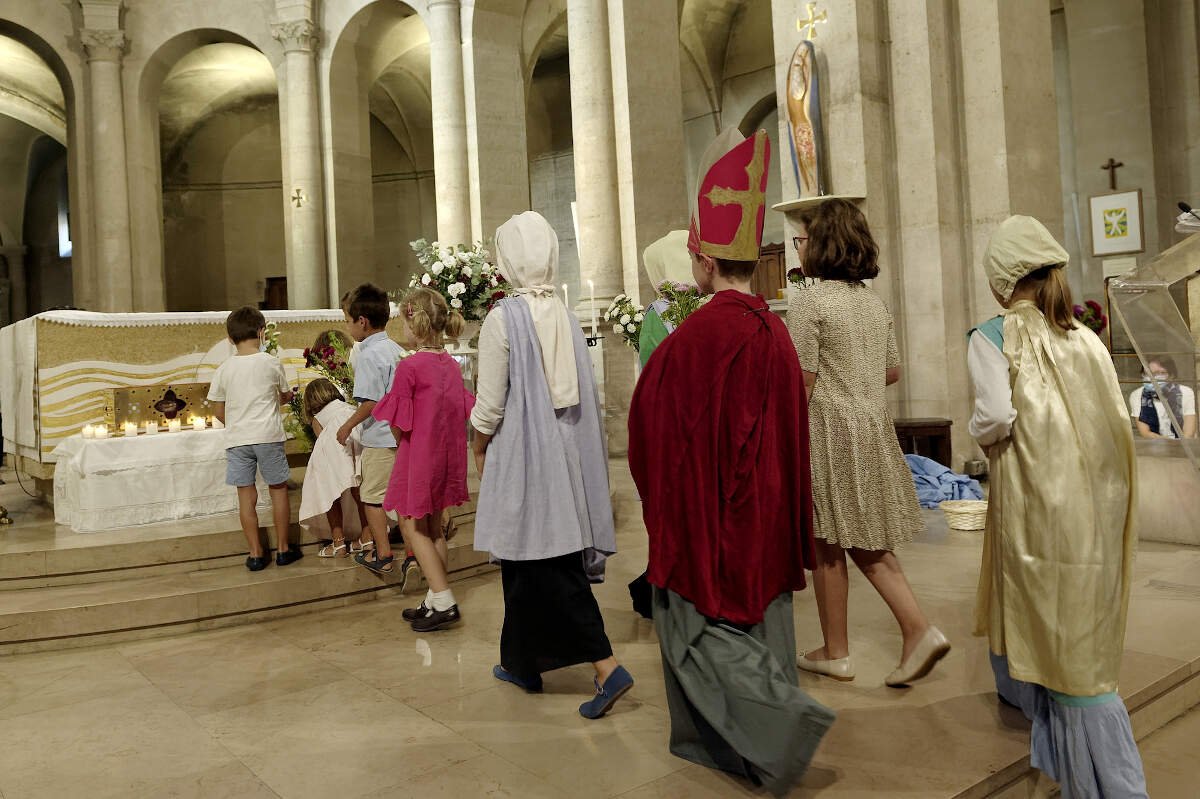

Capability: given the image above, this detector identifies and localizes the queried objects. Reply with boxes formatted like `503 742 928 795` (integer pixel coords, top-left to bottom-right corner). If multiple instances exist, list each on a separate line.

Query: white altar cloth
51 428 272 533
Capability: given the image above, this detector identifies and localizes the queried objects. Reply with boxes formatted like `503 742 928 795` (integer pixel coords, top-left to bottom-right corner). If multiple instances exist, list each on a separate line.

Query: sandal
350 539 375 555
318 542 348 558
354 552 394 574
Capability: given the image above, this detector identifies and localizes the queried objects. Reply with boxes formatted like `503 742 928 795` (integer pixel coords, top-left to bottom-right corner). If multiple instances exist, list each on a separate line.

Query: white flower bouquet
603 293 645 350
406 239 510 321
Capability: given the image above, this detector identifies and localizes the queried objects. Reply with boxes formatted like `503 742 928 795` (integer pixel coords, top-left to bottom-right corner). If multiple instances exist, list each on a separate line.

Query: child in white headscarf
969 215 1146 798
471 211 633 720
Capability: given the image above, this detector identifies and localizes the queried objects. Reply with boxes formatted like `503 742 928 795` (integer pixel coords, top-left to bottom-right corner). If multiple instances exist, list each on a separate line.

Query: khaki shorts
359 447 396 505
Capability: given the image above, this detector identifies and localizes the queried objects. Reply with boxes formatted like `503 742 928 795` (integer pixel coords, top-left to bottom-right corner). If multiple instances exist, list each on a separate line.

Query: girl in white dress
299 379 370 557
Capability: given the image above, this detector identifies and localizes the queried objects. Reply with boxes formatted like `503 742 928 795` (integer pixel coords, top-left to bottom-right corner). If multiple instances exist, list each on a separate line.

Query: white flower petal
612 324 622 334
450 298 463 309
619 314 631 325
626 323 637 333
420 274 431 286
634 313 644 322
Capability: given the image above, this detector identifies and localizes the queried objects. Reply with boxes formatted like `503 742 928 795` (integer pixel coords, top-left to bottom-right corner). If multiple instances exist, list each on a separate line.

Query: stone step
0 538 494 655
963 659 1200 798
0 481 476 590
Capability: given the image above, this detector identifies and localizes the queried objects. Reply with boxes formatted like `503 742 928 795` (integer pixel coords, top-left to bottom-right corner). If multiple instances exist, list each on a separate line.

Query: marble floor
0 465 1197 797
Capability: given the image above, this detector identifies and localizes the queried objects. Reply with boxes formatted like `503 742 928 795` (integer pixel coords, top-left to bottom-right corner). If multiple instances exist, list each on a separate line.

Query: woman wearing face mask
1128 356 1197 439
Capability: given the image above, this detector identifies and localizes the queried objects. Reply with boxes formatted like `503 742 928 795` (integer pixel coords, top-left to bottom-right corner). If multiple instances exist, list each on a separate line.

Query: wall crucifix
797 2 827 41
1101 158 1124 191
291 188 306 208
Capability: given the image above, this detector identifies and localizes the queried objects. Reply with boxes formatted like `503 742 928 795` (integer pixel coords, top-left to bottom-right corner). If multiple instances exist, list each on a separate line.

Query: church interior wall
162 99 285 312
369 113 432 288
23 139 72 314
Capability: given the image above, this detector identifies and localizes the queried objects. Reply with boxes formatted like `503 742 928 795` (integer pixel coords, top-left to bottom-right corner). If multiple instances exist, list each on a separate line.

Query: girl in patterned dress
787 199 949 687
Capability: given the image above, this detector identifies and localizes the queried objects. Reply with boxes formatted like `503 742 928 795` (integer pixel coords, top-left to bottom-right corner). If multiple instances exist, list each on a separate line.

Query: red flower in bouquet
1072 299 1108 335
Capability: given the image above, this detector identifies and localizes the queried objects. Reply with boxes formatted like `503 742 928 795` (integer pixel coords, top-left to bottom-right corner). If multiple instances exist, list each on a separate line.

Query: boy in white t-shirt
208 307 299 571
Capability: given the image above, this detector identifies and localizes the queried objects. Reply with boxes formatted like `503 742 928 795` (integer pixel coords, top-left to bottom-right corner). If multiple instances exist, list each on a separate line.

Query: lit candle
145 421 159 435
167 419 182 433
588 279 597 338
94 424 109 439
191 417 206 431
123 422 138 437
82 424 95 439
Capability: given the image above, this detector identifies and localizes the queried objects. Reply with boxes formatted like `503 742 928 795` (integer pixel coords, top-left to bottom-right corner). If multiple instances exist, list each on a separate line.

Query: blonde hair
303 378 344 423
1013 265 1076 335
401 286 465 345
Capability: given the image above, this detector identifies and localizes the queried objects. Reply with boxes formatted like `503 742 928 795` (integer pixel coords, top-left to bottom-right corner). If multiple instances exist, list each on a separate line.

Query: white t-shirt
207 352 291 449
1128 384 1196 439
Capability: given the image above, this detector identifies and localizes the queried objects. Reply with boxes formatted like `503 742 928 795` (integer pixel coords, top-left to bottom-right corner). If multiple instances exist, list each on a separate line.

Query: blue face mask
1143 382 1157 397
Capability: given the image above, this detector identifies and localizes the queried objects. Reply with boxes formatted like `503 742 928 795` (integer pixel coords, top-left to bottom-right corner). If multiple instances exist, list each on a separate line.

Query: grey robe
474 297 616 576
654 587 835 796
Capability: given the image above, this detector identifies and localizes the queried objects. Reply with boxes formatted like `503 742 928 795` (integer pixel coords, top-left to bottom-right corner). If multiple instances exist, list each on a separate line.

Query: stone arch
0 16 82 318
326 0 433 296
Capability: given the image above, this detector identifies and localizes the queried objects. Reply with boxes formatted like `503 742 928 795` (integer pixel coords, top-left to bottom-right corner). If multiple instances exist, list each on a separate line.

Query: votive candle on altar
123 422 138 437
81 424 95 439
191 417 206 431
145 421 159 435
94 424 109 439
167 419 182 433
588 279 597 338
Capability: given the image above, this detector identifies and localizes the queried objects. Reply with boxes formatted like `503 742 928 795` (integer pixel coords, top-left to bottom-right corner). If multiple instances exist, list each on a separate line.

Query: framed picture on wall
1090 189 1145 257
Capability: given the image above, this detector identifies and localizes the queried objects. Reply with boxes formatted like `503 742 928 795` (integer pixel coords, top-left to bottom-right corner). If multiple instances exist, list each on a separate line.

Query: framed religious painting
1090 189 1145 257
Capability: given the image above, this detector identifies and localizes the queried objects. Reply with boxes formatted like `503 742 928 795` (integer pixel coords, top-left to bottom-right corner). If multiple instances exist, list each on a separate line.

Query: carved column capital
81 28 127 62
271 19 319 53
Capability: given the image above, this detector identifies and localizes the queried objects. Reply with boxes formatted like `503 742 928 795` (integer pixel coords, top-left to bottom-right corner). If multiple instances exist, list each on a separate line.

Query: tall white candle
588 279 597 337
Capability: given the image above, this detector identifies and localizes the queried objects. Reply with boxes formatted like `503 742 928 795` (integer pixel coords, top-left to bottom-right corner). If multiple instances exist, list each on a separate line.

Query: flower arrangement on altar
604 294 645 350
262 320 281 355
1073 299 1108 336
656 281 704 329
406 239 509 321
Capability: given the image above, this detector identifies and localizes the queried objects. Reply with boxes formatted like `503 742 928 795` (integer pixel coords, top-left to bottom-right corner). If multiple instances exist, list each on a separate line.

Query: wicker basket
941 500 988 531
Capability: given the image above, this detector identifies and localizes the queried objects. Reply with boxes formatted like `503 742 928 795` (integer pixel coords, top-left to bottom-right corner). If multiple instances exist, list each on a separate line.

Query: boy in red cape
627 129 834 796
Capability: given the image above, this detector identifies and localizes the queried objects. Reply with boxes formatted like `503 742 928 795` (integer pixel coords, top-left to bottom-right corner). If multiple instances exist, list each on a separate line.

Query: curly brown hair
798 199 880 282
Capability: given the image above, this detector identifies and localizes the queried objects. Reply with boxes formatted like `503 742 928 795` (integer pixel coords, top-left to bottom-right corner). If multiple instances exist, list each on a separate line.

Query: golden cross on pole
797 2 827 41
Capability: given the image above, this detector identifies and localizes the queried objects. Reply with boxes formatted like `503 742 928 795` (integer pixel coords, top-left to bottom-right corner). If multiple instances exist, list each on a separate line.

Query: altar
51 427 272 533
0 309 409 485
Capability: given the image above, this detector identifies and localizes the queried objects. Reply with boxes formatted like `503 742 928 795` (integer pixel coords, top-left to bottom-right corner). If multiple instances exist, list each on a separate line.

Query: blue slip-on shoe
493 665 543 693
578 666 634 719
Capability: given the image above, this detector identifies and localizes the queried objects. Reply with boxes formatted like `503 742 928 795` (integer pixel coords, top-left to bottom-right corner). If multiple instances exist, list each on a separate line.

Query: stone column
462 1 528 240
607 0 690 305
959 0 1063 321
80 27 134 312
272 18 328 309
428 0 472 245
568 0 634 454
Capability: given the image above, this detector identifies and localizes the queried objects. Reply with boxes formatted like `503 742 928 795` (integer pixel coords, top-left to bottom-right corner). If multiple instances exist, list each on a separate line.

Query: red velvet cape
628 290 816 626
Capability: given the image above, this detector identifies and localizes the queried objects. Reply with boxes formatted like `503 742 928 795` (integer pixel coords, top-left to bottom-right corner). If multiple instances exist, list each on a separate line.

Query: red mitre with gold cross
687 129 771 261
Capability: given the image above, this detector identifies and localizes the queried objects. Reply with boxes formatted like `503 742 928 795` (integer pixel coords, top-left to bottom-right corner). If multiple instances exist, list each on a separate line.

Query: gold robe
974 301 1137 696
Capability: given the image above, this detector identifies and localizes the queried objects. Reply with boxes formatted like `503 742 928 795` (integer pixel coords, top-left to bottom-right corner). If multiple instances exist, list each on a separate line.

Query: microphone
1178 201 1200 223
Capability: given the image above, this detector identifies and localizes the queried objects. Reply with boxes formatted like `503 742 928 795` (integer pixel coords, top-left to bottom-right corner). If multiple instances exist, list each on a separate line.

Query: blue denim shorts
226 442 290 487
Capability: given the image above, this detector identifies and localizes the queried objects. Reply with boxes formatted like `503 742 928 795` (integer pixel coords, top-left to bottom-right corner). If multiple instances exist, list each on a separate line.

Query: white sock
422 589 434 607
430 589 456 612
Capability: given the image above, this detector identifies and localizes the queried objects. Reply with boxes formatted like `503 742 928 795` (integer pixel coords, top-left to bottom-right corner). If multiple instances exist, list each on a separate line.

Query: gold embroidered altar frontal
0 310 404 474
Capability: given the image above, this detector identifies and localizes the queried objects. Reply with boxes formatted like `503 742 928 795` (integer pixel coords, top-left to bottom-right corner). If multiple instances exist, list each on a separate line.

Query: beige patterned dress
787 280 923 550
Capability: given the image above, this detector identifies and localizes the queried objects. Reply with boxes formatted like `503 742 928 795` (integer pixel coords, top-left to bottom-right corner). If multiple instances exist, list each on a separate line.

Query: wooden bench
894 417 952 468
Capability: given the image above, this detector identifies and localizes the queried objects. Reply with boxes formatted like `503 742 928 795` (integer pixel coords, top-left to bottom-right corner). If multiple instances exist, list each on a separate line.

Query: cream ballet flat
797 652 856 681
885 626 951 687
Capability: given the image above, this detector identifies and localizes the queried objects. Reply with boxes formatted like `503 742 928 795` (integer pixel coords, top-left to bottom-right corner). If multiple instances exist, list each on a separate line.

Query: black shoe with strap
410 604 461 632
402 601 428 622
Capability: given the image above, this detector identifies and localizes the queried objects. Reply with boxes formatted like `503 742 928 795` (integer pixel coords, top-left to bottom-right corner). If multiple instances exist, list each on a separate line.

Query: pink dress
373 351 475 518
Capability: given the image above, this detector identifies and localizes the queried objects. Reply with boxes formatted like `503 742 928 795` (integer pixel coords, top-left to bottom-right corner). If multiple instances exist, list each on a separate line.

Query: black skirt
500 552 614 681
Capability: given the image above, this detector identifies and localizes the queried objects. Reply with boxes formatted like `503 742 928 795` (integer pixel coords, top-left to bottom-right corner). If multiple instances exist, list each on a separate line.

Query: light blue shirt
353 331 404 448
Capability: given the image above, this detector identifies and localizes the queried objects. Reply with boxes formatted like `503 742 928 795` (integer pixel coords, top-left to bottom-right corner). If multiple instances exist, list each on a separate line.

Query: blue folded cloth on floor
905 454 984 509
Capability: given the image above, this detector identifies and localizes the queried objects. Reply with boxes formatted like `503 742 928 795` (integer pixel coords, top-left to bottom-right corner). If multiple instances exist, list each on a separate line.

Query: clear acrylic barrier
1108 234 1200 544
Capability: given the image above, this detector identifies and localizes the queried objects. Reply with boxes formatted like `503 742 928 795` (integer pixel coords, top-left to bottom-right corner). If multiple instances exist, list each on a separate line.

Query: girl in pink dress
373 287 475 631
